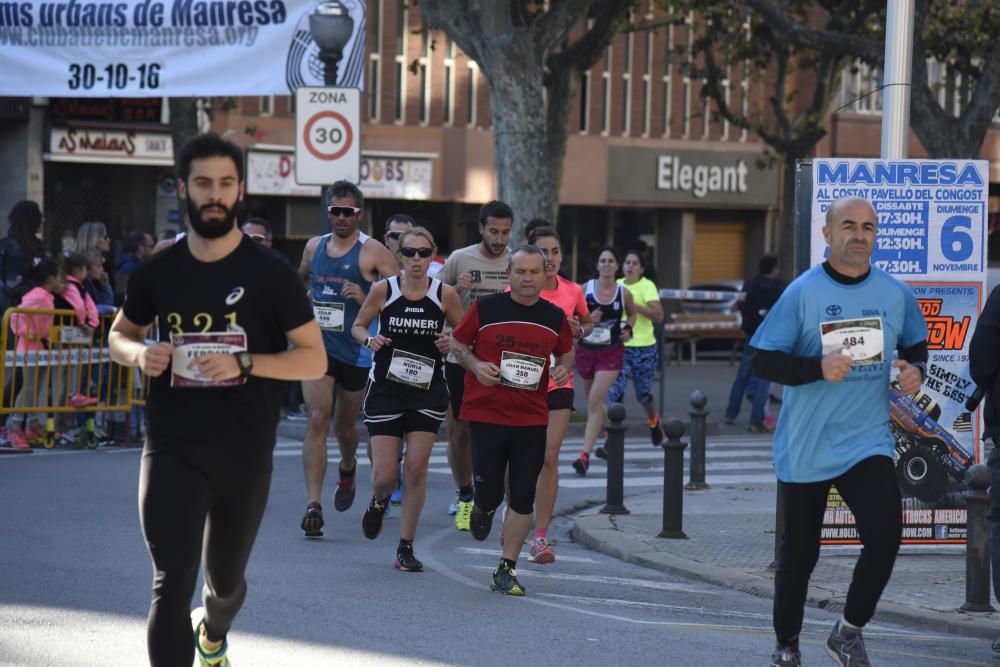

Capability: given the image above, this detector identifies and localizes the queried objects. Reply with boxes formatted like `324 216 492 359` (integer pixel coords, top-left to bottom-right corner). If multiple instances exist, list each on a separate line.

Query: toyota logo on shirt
825 304 842 317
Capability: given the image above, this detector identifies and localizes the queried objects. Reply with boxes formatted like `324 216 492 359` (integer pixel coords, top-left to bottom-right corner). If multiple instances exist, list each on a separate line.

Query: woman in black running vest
352 227 463 571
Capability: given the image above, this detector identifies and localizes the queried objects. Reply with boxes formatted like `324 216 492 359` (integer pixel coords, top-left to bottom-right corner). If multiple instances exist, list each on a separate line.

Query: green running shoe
191 608 231 667
454 499 473 531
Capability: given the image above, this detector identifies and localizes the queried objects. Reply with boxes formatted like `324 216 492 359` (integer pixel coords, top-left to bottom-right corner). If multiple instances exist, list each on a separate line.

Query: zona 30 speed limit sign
295 87 360 186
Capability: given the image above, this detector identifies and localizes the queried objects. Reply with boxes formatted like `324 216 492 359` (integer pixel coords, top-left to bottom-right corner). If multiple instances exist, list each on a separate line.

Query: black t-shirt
123 236 313 464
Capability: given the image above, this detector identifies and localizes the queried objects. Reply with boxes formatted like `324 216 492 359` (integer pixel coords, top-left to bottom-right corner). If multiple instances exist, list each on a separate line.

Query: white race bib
386 349 436 390
582 324 612 346
499 351 545 391
820 317 884 365
314 301 345 332
170 331 248 388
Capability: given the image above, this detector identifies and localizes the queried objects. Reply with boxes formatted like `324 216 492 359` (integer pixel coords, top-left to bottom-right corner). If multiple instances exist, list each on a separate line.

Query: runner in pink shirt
523 221 592 563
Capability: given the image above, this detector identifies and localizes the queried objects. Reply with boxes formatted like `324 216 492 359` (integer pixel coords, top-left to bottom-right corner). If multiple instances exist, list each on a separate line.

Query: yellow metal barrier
1 308 133 449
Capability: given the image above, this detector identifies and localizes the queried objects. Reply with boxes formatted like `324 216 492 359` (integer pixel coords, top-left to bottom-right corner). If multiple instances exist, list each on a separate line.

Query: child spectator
59 253 100 409
2 258 62 449
83 251 116 316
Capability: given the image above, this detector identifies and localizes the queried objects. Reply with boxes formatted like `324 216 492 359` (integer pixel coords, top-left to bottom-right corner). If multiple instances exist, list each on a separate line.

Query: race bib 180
820 317 884 365
499 351 545 391
170 332 248 388
386 349 436 390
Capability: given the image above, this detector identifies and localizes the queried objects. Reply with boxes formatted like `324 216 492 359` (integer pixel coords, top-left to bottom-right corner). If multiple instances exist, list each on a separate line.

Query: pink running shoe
528 537 556 564
8 430 31 450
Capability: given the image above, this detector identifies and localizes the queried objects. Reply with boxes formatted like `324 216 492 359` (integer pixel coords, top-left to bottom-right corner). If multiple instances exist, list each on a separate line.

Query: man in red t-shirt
450 245 574 596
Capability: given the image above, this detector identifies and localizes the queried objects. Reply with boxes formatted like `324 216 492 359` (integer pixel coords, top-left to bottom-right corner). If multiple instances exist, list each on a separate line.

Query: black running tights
773 454 901 644
139 448 271 667
470 422 546 515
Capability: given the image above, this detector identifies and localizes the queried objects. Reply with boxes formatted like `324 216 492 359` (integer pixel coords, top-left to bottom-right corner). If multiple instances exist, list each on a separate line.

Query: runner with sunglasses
297 181 399 538
351 227 463 571
379 213 414 512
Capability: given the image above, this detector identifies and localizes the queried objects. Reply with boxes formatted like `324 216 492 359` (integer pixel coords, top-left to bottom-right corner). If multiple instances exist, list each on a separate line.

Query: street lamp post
309 1 355 86
307 1 355 226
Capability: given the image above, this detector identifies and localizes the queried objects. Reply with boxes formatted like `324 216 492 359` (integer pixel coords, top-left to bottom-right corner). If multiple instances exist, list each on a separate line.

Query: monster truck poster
810 158 987 544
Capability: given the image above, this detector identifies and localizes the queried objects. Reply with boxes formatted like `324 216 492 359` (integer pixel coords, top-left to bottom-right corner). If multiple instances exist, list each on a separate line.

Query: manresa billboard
607 147 779 207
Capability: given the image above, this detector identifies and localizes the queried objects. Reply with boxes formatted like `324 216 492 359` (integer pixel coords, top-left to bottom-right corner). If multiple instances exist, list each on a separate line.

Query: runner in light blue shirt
750 196 928 667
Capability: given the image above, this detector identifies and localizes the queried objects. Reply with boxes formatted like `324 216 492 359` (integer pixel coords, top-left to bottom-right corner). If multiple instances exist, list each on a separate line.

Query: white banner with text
0 0 365 96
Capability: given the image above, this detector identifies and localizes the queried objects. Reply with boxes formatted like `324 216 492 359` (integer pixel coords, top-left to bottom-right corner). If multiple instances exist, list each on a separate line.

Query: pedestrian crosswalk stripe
557 473 777 488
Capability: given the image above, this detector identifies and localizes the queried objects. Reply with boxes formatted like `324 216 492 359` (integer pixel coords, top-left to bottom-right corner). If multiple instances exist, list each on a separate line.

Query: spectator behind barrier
0 201 46 312
83 251 116 316
1 258 64 449
56 253 100 412
77 221 115 303
115 230 154 302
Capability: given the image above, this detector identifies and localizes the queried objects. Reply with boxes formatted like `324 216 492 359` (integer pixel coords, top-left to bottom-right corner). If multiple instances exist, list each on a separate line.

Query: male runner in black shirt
109 133 324 667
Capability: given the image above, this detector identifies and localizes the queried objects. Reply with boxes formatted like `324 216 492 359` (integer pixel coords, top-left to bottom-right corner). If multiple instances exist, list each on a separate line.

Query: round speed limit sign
303 111 353 161
294 87 360 185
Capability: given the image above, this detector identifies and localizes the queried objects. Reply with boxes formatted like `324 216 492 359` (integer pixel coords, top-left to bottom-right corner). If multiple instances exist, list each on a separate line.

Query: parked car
679 280 744 318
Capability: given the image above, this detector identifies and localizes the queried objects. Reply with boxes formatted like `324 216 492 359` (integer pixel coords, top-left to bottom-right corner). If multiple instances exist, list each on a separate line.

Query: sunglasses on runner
385 231 402 240
399 247 434 258
246 233 267 243
327 205 361 217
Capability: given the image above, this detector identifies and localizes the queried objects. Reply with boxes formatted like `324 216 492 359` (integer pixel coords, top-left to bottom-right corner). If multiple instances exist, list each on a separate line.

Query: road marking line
558 474 778 488
466 564 718 593
457 547 597 563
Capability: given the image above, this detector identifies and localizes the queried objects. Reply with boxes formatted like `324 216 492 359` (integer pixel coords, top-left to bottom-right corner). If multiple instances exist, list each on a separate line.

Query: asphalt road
0 436 991 666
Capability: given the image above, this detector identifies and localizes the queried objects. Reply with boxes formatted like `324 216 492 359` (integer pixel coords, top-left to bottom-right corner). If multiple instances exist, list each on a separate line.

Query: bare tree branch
420 0 485 64
745 0 881 61
531 0 597 47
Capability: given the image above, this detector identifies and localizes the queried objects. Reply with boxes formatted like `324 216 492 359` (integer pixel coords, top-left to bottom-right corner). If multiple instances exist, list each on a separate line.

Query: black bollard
600 402 630 515
658 418 689 539
686 390 709 490
961 463 995 612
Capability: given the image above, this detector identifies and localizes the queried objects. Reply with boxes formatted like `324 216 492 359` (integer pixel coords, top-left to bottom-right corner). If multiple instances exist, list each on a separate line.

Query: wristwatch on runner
364 336 375 349
234 351 254 377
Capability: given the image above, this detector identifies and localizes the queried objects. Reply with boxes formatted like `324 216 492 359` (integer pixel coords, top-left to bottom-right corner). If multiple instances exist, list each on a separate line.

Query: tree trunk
481 51 554 246
168 97 199 217
168 98 199 171
779 154 798 278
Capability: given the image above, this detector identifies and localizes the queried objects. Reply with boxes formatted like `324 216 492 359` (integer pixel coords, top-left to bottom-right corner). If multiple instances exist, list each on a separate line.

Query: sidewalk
572 485 998 640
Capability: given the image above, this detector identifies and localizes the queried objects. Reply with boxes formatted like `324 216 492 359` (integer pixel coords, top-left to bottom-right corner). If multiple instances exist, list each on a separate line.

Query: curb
571 513 999 641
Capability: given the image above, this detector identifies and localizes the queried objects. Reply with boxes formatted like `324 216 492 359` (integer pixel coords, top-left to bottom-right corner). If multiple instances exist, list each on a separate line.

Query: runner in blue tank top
297 180 399 538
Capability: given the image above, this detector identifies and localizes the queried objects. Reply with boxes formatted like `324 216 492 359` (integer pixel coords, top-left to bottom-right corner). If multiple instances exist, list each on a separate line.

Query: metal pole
658 418 688 539
962 464 995 612
657 340 666 423
686 390 709 490
601 402 630 515
881 0 914 160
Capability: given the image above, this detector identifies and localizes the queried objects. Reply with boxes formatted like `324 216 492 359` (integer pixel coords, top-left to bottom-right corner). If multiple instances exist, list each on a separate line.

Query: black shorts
445 361 465 416
325 355 369 392
470 422 546 515
365 408 446 438
547 387 574 411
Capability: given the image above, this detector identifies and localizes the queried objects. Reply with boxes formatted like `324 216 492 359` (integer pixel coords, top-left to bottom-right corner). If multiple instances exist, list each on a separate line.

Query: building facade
2 2 1000 288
